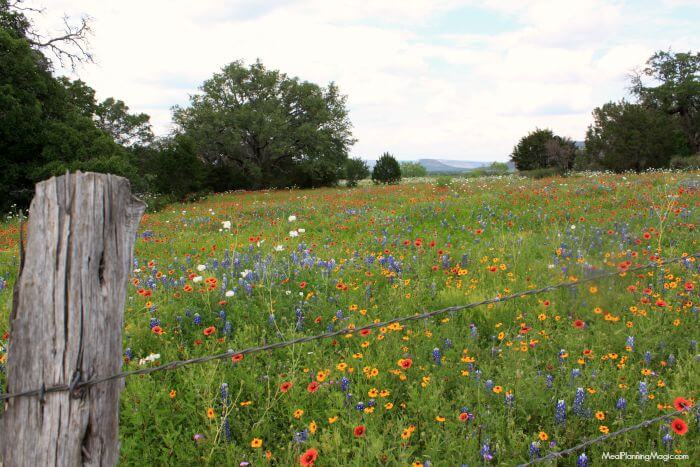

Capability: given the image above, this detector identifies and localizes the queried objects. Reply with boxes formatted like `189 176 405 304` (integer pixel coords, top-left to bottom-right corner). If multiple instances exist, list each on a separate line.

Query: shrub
670 154 700 170
435 176 453 187
400 161 427 178
345 157 370 187
519 167 559 179
372 152 401 184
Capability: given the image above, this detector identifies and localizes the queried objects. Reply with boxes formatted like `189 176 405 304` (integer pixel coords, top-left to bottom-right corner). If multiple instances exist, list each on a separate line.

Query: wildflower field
0 171 698 466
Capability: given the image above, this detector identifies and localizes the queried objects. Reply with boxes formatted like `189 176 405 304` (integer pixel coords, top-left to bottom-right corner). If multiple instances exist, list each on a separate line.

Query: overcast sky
30 0 700 162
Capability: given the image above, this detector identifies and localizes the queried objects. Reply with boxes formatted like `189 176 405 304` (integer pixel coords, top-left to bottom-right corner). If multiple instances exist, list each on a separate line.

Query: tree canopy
172 60 355 189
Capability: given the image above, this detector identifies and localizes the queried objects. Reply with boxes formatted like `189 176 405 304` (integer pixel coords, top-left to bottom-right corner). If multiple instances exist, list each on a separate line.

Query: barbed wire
0 253 697 402
518 408 690 466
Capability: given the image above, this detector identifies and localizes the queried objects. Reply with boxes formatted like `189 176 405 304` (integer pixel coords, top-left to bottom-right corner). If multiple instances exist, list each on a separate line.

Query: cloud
26 0 700 161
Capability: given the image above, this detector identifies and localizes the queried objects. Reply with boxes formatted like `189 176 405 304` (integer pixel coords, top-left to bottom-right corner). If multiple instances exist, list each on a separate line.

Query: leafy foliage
172 60 355 190
372 152 401 184
510 128 555 171
400 162 427 178
344 157 370 187
585 100 689 172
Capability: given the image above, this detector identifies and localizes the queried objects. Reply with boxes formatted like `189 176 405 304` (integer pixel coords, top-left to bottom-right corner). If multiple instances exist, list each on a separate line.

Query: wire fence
518 409 691 466
1 252 696 403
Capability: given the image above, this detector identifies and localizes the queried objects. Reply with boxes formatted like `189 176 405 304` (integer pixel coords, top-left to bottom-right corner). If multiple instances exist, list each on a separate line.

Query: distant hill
364 158 496 173
417 159 487 173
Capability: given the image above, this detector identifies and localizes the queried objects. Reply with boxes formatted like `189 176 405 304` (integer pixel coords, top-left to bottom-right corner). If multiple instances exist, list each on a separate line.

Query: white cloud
26 0 700 161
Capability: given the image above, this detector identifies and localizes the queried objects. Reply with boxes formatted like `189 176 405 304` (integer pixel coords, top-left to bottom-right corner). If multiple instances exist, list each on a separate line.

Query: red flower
403 240 411 246
543 300 550 307
399 358 413 369
643 232 651 239
685 282 694 291
203 326 216 336
300 448 318 466
670 418 688 435
459 412 468 421
307 381 320 393
656 299 667 307
231 353 244 363
360 329 371 336
673 397 692 412
280 382 293 393
353 425 366 437
300 281 307 289
152 325 164 335
573 319 585 329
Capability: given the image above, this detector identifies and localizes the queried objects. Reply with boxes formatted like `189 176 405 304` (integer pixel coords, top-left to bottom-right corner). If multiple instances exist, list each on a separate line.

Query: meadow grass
0 172 698 465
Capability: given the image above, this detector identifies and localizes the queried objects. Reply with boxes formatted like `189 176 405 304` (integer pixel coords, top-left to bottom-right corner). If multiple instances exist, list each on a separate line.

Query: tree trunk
1 172 145 466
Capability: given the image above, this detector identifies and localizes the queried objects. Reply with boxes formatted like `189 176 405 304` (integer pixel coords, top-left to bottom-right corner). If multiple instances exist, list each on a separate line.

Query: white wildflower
197 264 207 272
192 276 203 283
289 230 299 237
288 215 297 222
222 220 231 229
225 290 235 297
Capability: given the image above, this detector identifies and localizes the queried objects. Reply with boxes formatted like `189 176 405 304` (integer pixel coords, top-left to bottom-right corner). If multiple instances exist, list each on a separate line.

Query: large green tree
172 60 355 189
631 50 700 153
0 1 144 211
585 100 688 172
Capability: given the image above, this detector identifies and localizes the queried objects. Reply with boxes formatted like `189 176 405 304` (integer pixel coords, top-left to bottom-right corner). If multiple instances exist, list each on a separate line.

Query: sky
28 0 700 162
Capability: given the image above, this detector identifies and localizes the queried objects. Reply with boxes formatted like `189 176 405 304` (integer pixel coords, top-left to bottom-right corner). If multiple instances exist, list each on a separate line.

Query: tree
400 161 427 177
372 152 401 184
61 78 154 147
344 157 370 187
1 0 93 69
0 5 145 211
510 128 555 170
544 136 577 173
631 50 699 152
585 100 689 172
172 60 355 189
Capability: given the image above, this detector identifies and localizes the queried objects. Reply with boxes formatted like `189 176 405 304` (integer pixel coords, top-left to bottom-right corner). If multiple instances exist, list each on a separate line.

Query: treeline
511 50 700 175
0 1 356 212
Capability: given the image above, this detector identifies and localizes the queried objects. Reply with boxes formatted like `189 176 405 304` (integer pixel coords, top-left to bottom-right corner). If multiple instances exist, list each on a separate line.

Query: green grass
1 171 698 465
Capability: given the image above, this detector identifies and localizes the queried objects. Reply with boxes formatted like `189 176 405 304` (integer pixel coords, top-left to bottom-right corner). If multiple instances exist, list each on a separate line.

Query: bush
345 157 370 187
400 161 427 178
372 152 401 184
519 167 559 179
435 176 453 187
670 154 700 170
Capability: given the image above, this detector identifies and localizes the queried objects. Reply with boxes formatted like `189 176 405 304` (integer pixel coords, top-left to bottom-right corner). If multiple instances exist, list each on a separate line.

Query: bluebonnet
355 402 365 411
616 397 627 412
555 400 566 425
625 336 634 351
505 393 515 408
149 317 160 329
193 313 202 325
485 379 494 391
546 374 554 389
220 383 229 403
470 324 478 339
480 443 493 461
668 353 676 367
222 418 232 442
341 377 350 392
218 310 226 320
223 321 232 336
644 351 652 365
433 348 442 365
124 348 133 360
662 433 673 451
293 429 309 443
573 387 587 417
638 381 648 403
577 453 588 467
529 442 541 459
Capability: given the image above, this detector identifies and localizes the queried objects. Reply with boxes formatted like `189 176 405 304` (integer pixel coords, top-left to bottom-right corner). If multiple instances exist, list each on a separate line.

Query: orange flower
398 358 412 369
169 389 176 399
206 407 215 419
152 326 164 335
203 326 216 336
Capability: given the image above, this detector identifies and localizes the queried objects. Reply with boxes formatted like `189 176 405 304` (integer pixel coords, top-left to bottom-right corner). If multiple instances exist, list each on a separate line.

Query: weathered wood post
1 172 145 466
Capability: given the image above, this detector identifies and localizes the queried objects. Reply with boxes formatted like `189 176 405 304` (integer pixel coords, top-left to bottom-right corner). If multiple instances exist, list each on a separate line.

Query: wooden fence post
1 172 145 466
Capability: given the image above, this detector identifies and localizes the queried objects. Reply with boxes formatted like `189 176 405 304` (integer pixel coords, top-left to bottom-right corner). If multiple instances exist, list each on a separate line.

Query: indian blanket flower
670 418 688 435
299 448 318 466
353 425 366 437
